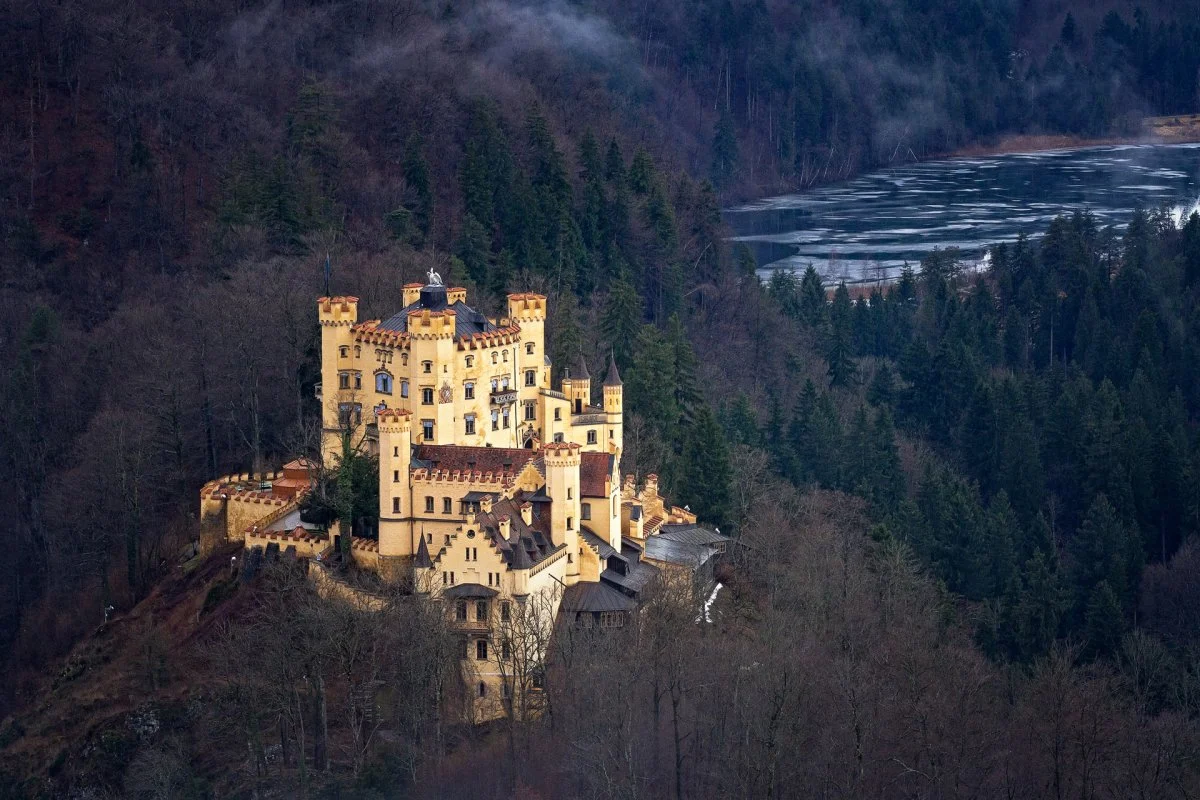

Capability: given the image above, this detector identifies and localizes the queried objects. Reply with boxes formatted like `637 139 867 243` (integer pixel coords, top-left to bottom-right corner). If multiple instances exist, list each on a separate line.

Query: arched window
466 355 474 368
502 350 508 362
401 353 409 366
375 372 393 394
492 352 498 365
354 345 361 357
339 346 349 358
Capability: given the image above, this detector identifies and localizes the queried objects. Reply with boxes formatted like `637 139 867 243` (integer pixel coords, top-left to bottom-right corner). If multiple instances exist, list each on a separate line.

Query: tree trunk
313 673 329 771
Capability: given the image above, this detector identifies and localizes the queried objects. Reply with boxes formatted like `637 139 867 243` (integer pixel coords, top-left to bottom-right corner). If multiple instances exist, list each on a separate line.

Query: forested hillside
4 0 1200 795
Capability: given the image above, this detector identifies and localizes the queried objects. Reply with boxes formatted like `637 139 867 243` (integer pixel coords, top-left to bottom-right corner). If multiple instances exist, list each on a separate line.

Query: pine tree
666 314 701 429
827 283 856 387
1084 580 1125 660
604 137 625 183
626 325 679 436
1008 550 1062 661
550 292 584 384
711 107 738 188
454 214 492 288
726 393 760 447
628 148 654 195
402 133 433 246
600 272 644 369
678 405 733 531
798 266 827 329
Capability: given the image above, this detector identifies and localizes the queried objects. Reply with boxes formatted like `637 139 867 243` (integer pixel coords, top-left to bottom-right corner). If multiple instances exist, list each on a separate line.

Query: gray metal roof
561 581 637 613
643 535 720 569
601 561 659 596
656 524 730 547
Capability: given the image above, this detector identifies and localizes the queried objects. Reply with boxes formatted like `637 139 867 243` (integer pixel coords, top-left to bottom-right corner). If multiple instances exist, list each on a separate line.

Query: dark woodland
3 0 1200 796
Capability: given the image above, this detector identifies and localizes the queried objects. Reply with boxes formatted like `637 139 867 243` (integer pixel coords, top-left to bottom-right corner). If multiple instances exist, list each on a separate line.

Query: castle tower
603 352 623 455
318 296 359 465
567 353 590 414
543 441 582 585
406 285 458 445
377 408 414 567
507 292 547 384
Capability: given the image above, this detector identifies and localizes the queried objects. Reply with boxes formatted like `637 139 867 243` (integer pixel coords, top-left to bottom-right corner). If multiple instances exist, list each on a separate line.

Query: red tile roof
580 452 613 498
412 444 536 477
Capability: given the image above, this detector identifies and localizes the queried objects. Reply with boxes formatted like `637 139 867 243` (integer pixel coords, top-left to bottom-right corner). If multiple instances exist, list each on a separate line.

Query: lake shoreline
947 117 1200 159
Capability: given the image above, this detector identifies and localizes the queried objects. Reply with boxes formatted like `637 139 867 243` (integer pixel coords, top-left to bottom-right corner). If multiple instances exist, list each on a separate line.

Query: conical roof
603 351 623 386
414 533 432 568
575 352 591 380
509 532 533 570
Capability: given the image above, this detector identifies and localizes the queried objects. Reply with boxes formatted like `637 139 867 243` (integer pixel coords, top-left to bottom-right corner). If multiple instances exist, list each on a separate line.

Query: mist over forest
3 0 1200 797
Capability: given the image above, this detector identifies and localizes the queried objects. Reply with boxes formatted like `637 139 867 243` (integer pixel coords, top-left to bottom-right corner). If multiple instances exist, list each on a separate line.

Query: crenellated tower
543 441 582 584
318 296 360 464
602 352 623 455
376 408 414 569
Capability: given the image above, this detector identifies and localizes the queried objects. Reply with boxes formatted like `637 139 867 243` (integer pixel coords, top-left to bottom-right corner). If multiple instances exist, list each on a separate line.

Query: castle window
464 382 475 400
501 601 511 621
478 681 487 698
476 600 488 621
526 343 534 355
422 420 434 440
503 350 508 362
392 497 400 514
443 497 452 514
422 387 434 405
422 361 432 373
582 503 591 520
401 353 409 366
425 496 434 513
525 370 536 387
502 409 510 429
502 376 510 390
502 642 511 660
491 410 499 431
354 345 361 358
567 517 574 530
466 355 474 368
609 430 614 439
575 399 582 414
554 433 564 442
376 372 393 394
339 346 349 358
338 403 361 427
338 372 350 390
465 415 476 435
554 408 561 421
501 681 512 700
400 380 409 398
524 403 536 421
587 430 597 445
394 446 399 457
476 640 488 660
354 372 362 390
490 378 499 392
492 353 498 365
600 611 625 628
393 470 400 483
567 488 573 500
455 601 467 621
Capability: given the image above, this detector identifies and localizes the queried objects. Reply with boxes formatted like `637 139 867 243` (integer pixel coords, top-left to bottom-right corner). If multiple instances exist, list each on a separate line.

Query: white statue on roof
427 268 443 286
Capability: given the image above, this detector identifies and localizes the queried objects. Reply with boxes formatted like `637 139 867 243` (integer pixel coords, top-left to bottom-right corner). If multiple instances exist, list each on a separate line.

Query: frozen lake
725 143 1200 284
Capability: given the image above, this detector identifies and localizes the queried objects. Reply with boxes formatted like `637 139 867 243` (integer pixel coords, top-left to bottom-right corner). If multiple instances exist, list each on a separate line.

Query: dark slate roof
575 353 590 380
602 561 659 596
377 285 498 337
603 352 622 386
561 581 637 613
643 535 720 569
472 497 559 569
414 535 433 568
443 583 498 599
580 452 613 498
657 524 730 547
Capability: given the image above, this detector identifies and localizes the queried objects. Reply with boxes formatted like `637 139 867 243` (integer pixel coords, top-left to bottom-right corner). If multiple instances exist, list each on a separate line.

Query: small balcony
490 388 519 406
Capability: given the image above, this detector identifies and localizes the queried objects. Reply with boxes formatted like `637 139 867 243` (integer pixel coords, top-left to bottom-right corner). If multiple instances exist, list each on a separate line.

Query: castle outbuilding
201 273 726 720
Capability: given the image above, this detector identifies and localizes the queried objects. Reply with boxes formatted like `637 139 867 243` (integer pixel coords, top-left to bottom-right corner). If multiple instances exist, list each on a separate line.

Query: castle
200 274 728 719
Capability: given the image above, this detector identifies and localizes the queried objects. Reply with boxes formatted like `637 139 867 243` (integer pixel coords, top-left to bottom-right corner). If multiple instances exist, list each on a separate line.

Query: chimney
480 494 493 514
498 515 511 539
644 474 659 497
520 502 532 526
